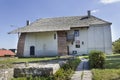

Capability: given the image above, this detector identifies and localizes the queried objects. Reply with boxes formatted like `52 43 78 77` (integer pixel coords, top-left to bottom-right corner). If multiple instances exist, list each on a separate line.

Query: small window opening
54 33 56 39
75 40 80 48
82 41 84 45
76 45 80 48
74 30 79 37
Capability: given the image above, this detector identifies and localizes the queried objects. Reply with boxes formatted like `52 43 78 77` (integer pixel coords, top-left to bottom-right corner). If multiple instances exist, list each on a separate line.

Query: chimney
26 20 30 26
87 10 91 17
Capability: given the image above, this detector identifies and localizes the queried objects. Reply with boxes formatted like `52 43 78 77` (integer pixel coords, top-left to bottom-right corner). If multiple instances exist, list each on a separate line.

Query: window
72 50 77 55
54 33 56 39
75 40 80 48
76 45 80 48
30 46 35 56
74 30 79 37
82 41 84 45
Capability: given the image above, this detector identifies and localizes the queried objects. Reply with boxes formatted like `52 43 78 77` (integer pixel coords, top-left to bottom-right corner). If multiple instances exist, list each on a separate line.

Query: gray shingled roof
9 15 111 34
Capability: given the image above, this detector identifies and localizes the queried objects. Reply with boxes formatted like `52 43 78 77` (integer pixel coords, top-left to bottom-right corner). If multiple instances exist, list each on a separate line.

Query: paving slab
71 59 92 80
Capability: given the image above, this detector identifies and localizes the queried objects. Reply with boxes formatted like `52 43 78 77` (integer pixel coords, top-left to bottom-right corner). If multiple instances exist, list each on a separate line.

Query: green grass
92 69 120 80
105 59 120 69
79 55 89 59
54 58 80 80
0 57 57 69
0 57 57 63
105 54 120 69
106 54 120 59
12 76 53 80
92 54 120 80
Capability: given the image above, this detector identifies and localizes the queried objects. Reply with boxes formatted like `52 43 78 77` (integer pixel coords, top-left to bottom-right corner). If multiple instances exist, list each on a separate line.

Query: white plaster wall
88 24 112 54
104 25 112 54
68 24 112 55
68 28 88 55
23 24 112 56
88 26 95 50
23 32 58 57
88 25 104 52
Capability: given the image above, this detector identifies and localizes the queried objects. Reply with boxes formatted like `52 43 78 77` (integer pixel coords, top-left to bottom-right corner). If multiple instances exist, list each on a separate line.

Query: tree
113 38 120 53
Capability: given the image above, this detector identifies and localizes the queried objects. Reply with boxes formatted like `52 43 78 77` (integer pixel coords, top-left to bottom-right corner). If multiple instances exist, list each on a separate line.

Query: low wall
13 60 67 78
0 59 68 79
0 68 14 80
14 67 53 78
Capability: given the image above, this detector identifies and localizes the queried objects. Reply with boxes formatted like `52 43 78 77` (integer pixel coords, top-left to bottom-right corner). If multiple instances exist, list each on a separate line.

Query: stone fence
0 59 67 79
0 68 13 80
14 67 53 78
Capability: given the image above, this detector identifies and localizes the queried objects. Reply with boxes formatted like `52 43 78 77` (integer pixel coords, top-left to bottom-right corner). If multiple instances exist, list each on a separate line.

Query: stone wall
13 60 67 78
0 68 13 80
14 67 53 78
57 31 68 55
17 33 26 57
0 60 67 79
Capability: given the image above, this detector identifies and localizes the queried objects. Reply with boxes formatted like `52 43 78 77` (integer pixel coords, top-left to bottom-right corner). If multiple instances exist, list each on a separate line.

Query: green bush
113 38 120 54
89 50 106 69
54 58 80 80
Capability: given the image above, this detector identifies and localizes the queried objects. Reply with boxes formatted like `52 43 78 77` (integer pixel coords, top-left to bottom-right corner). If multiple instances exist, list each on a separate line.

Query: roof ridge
91 16 112 24
8 15 112 34
39 15 87 20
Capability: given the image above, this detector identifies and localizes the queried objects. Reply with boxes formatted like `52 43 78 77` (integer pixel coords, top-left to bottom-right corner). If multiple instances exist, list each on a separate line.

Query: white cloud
100 0 120 4
91 9 99 14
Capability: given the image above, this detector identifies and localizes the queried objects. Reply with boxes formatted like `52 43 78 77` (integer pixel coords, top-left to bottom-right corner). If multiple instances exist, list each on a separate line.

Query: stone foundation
13 60 67 78
0 60 67 79
0 68 14 80
14 67 53 78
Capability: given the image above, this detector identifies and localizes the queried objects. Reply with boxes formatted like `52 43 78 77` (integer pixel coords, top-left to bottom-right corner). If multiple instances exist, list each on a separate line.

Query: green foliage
11 77 26 80
54 58 80 80
0 57 57 64
113 38 120 53
89 50 106 69
62 58 80 70
12 76 53 80
105 54 120 69
0 57 57 69
92 54 120 80
79 56 89 59
12 77 53 80
92 69 120 80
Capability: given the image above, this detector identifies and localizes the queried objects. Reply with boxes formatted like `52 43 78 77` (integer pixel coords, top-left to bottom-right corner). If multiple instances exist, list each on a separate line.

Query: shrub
89 50 106 69
113 38 120 54
53 58 80 80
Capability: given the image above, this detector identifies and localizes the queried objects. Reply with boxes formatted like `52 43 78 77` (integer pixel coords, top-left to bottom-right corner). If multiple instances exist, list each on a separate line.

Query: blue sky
0 0 120 49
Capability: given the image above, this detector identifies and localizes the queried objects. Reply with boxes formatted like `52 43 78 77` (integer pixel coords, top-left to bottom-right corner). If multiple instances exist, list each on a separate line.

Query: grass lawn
92 54 120 80
79 55 89 59
0 57 58 68
105 54 120 69
0 57 58 63
92 69 120 80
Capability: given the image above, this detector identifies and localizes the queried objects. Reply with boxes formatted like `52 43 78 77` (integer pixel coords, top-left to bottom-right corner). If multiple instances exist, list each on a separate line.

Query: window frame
74 30 79 37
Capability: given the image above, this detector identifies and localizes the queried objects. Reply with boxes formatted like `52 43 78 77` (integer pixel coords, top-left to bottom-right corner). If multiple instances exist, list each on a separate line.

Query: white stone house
9 11 112 57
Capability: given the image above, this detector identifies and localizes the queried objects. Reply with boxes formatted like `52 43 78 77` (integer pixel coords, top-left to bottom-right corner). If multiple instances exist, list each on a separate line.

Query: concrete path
71 59 92 80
